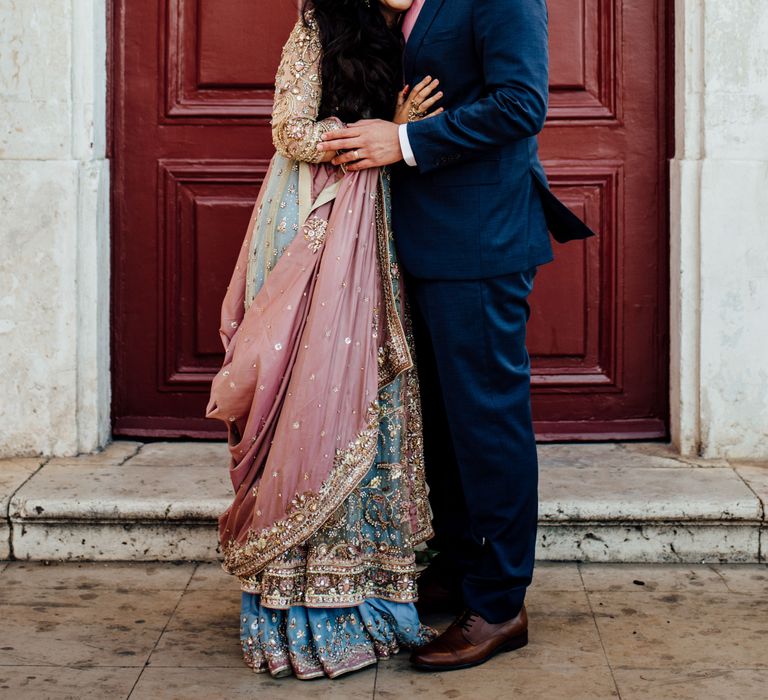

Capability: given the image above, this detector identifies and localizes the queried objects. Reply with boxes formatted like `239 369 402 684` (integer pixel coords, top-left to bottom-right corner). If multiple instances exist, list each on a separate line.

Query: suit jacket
391 0 594 280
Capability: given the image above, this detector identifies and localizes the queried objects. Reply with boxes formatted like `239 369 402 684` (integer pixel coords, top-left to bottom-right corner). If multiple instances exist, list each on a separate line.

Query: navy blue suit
391 0 593 623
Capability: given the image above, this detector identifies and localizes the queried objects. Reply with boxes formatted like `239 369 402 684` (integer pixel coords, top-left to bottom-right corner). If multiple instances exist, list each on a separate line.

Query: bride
206 0 442 680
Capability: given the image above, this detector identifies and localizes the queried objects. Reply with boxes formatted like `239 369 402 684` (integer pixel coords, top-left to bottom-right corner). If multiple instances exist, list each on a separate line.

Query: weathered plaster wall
0 1 109 457
671 0 768 458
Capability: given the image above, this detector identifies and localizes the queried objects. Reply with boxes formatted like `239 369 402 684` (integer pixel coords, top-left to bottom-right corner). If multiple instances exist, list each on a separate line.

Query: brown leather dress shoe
410 607 528 671
415 566 464 616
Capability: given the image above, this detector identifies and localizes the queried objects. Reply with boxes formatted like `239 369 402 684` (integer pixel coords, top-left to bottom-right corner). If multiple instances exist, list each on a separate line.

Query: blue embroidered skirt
240 593 435 679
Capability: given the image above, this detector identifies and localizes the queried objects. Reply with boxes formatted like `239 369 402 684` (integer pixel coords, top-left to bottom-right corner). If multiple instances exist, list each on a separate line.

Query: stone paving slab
539 465 761 521
538 442 695 469
0 585 184 668
0 458 43 559
130 666 377 700
733 464 768 519
45 441 143 467
592 590 768 671
125 441 229 468
578 562 728 592
148 589 242 668
1 561 196 590
0 667 142 700
709 562 768 593
612 668 768 700
1 442 767 563
7 453 230 560
9 463 231 521
580 562 768 595
185 561 242 592
374 656 620 700
1 562 765 699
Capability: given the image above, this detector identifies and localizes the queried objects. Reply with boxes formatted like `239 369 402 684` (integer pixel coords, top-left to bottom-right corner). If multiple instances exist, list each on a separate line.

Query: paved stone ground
0 562 766 699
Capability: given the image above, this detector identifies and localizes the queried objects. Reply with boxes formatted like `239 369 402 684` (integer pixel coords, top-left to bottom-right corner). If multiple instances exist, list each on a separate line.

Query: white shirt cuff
398 123 417 167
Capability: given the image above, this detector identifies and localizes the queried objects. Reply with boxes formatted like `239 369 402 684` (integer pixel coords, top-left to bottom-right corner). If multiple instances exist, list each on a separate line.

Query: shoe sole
411 631 529 673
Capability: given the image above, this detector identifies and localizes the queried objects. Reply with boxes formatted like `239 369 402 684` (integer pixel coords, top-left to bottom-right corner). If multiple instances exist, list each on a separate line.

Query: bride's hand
394 75 444 125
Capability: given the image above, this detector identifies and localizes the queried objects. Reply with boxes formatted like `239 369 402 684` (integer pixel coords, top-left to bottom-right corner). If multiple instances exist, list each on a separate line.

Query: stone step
2 442 766 563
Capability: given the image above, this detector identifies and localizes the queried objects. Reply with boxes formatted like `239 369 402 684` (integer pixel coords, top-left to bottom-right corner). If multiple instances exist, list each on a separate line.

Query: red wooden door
529 0 670 439
111 0 298 437
111 0 670 440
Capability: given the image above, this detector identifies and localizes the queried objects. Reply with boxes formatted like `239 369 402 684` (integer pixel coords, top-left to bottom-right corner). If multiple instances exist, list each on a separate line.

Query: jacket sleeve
271 15 343 162
406 0 549 174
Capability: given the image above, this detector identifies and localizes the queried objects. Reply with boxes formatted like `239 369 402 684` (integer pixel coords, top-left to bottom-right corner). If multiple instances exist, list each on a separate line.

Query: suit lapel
404 0 446 76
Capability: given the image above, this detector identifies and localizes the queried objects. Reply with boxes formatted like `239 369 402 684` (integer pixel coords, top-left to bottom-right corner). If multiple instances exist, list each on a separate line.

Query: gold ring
408 103 426 122
354 150 361 160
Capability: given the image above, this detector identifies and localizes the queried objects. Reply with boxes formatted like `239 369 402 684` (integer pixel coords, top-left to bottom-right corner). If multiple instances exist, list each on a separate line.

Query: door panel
164 0 296 120
111 0 669 439
528 0 669 439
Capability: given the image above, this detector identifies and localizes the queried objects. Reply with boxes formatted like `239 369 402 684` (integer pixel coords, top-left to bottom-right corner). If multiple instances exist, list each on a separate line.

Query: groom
319 0 592 671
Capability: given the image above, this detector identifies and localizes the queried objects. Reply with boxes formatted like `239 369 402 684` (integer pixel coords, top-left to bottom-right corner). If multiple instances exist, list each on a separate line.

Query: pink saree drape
207 162 428 581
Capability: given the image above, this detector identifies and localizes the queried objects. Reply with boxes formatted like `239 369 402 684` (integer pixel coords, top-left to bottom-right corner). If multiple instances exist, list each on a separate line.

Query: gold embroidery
303 216 328 253
240 604 432 679
222 404 381 577
271 14 343 163
239 548 420 609
374 179 414 387
403 357 433 546
378 172 431 546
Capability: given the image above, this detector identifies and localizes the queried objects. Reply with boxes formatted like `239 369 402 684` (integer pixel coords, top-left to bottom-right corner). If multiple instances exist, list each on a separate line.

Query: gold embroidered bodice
271 14 342 163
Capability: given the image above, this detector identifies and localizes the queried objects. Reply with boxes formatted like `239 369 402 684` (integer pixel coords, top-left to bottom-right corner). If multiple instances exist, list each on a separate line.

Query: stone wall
671 0 768 458
0 1 110 456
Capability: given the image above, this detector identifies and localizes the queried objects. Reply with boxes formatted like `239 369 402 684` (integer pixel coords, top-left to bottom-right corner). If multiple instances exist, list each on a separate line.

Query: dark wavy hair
302 0 403 123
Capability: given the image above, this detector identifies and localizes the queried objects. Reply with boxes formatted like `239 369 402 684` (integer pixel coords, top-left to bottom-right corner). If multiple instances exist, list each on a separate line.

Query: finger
346 159 377 172
332 151 363 166
419 79 441 100
410 75 433 96
322 127 361 140
331 149 364 166
318 135 363 152
419 91 444 111
319 128 361 145
396 88 407 108
422 107 445 119
414 78 440 101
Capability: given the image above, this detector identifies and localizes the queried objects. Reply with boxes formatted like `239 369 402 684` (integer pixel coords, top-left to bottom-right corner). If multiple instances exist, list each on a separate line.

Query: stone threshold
2 441 766 563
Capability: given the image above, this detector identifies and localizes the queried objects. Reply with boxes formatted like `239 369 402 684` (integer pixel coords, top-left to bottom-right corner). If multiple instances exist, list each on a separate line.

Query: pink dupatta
207 162 416 579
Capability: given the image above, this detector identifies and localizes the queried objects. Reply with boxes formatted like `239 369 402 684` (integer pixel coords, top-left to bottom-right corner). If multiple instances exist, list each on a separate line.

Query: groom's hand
318 119 402 171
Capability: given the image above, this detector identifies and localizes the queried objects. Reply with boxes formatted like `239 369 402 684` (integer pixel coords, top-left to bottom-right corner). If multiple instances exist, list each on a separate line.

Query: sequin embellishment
303 216 328 253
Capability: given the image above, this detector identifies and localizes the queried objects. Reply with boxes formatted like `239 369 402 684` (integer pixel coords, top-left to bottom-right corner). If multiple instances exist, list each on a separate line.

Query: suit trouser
407 269 539 624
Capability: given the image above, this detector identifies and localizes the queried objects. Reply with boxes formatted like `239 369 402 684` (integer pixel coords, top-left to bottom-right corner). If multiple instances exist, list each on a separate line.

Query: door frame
106 0 676 444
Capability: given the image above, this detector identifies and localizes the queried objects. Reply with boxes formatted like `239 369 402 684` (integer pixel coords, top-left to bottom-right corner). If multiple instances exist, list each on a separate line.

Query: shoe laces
458 610 480 633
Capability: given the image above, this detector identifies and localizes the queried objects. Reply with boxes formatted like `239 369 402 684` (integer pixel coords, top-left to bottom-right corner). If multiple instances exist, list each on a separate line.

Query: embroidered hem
222 403 382 577
238 560 420 609
239 593 436 680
